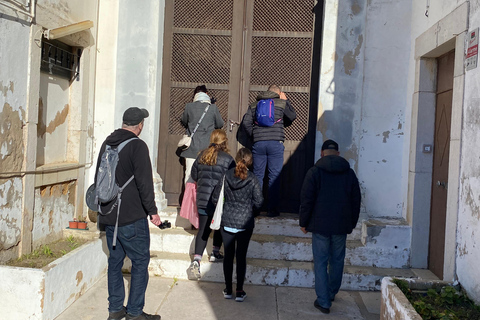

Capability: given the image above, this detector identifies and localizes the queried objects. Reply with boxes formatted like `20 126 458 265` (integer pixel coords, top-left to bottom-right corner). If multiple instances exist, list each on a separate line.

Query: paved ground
55 275 381 320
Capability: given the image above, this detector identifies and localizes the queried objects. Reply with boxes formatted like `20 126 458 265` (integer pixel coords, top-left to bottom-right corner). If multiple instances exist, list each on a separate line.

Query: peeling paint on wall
32 181 77 248
37 99 70 137
343 34 363 75
0 103 25 170
0 178 23 255
0 81 15 97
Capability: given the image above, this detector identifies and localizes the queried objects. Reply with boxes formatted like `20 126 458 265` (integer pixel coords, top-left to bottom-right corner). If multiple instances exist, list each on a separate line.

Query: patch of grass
393 278 480 320
169 277 179 288
4 236 88 269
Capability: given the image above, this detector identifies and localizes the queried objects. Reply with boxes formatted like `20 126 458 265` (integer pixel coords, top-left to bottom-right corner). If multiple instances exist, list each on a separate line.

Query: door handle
436 181 448 189
229 119 240 132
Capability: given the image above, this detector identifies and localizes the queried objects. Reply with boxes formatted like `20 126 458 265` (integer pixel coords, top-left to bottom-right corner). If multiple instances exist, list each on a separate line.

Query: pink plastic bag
179 182 199 229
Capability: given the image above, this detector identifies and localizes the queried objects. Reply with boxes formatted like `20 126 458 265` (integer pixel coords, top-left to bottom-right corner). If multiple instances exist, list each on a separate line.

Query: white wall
92 0 167 211
359 0 412 218
456 1 480 304
318 0 411 219
0 6 31 262
406 0 480 302
0 0 99 261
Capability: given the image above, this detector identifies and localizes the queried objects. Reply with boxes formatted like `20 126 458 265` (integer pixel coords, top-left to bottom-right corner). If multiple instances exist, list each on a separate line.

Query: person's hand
300 227 307 234
150 214 161 226
279 92 287 100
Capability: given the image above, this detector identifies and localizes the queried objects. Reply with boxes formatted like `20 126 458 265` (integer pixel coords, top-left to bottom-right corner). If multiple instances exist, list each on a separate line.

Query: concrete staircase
124 207 418 291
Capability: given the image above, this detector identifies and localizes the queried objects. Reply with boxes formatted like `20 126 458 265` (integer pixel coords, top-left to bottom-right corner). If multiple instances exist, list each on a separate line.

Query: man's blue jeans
105 218 150 317
252 140 284 212
312 233 347 309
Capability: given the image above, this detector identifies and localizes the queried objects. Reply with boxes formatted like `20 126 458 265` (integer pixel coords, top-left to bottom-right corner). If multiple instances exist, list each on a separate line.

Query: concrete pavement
55 274 381 320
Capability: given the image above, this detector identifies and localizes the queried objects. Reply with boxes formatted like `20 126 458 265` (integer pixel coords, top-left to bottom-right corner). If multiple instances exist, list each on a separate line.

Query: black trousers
220 227 253 292
194 214 223 256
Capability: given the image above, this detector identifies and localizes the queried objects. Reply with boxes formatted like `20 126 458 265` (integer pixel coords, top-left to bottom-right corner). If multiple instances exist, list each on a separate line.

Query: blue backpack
255 99 281 127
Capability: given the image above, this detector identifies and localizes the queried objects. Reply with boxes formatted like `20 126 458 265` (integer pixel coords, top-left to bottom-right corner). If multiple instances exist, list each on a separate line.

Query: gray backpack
85 137 137 246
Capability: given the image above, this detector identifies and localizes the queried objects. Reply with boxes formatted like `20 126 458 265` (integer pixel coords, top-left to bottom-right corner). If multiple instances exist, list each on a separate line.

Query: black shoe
314 300 330 314
209 251 224 262
126 312 161 320
223 288 233 299
235 290 247 302
266 210 280 217
108 307 126 320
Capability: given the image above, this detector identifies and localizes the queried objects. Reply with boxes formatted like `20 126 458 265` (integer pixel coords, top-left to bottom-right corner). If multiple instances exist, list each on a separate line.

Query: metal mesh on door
250 36 312 87
171 34 232 84
173 0 234 30
252 0 315 32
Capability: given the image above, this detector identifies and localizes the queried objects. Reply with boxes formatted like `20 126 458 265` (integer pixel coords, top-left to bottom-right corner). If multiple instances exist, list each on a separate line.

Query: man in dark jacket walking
242 85 296 217
96 107 161 320
299 139 361 314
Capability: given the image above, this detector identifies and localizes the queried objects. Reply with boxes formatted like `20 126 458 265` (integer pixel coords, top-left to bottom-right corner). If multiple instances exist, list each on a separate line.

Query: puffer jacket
242 90 296 143
212 168 263 230
191 150 235 211
299 155 361 235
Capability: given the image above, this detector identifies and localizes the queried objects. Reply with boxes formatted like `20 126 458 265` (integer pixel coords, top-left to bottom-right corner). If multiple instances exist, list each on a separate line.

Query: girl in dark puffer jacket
213 148 263 302
190 129 235 279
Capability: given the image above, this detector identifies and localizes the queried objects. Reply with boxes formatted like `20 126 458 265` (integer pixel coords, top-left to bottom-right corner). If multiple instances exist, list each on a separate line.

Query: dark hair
234 148 253 180
193 85 208 99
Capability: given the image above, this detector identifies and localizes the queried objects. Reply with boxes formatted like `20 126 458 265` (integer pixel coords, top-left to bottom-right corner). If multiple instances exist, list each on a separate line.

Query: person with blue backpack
92 107 162 320
241 85 296 217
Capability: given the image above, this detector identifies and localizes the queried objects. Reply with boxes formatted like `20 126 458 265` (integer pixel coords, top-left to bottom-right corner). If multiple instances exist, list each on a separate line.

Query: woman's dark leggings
194 214 223 256
220 227 253 292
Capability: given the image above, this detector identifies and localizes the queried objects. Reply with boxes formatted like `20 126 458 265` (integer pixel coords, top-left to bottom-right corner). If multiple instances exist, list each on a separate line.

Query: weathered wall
0 0 99 262
37 73 70 166
318 0 411 219
91 0 167 210
359 0 412 218
32 182 76 248
406 0 480 303
456 0 480 304
0 7 30 262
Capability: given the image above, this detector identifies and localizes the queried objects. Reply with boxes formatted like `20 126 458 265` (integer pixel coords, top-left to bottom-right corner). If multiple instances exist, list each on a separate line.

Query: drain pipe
0 0 35 21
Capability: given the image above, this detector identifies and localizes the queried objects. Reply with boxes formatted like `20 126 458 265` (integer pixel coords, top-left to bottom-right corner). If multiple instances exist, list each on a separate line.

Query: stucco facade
1 0 480 305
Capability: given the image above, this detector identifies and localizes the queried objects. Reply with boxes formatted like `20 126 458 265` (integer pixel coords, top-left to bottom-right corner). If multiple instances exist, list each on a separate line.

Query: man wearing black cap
95 107 161 320
298 139 361 314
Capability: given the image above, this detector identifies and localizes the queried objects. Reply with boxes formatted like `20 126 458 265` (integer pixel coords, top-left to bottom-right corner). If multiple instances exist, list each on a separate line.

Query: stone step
158 206 362 241
138 251 417 291
149 227 408 268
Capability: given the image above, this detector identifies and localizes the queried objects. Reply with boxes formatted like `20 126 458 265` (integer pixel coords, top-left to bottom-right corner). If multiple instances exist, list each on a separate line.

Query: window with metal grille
40 39 80 80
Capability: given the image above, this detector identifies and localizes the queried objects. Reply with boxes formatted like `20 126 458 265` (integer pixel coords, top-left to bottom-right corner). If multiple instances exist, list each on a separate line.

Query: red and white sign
466 28 478 71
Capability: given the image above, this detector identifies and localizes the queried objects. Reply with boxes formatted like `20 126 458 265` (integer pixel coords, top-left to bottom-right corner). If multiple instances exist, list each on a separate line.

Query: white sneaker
190 260 201 279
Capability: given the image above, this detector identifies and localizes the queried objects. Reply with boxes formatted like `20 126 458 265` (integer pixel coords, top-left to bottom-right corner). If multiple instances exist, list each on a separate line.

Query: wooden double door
157 0 318 212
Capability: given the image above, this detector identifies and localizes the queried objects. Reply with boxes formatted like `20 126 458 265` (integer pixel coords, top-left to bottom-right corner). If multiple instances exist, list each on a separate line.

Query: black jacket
241 91 296 143
212 168 263 230
191 150 235 211
299 155 361 235
95 129 157 227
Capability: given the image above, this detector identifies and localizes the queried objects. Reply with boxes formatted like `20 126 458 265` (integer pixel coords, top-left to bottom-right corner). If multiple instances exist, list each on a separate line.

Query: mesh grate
173 0 234 30
168 88 229 135
248 91 309 141
250 36 312 87
253 0 315 32
171 34 232 84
